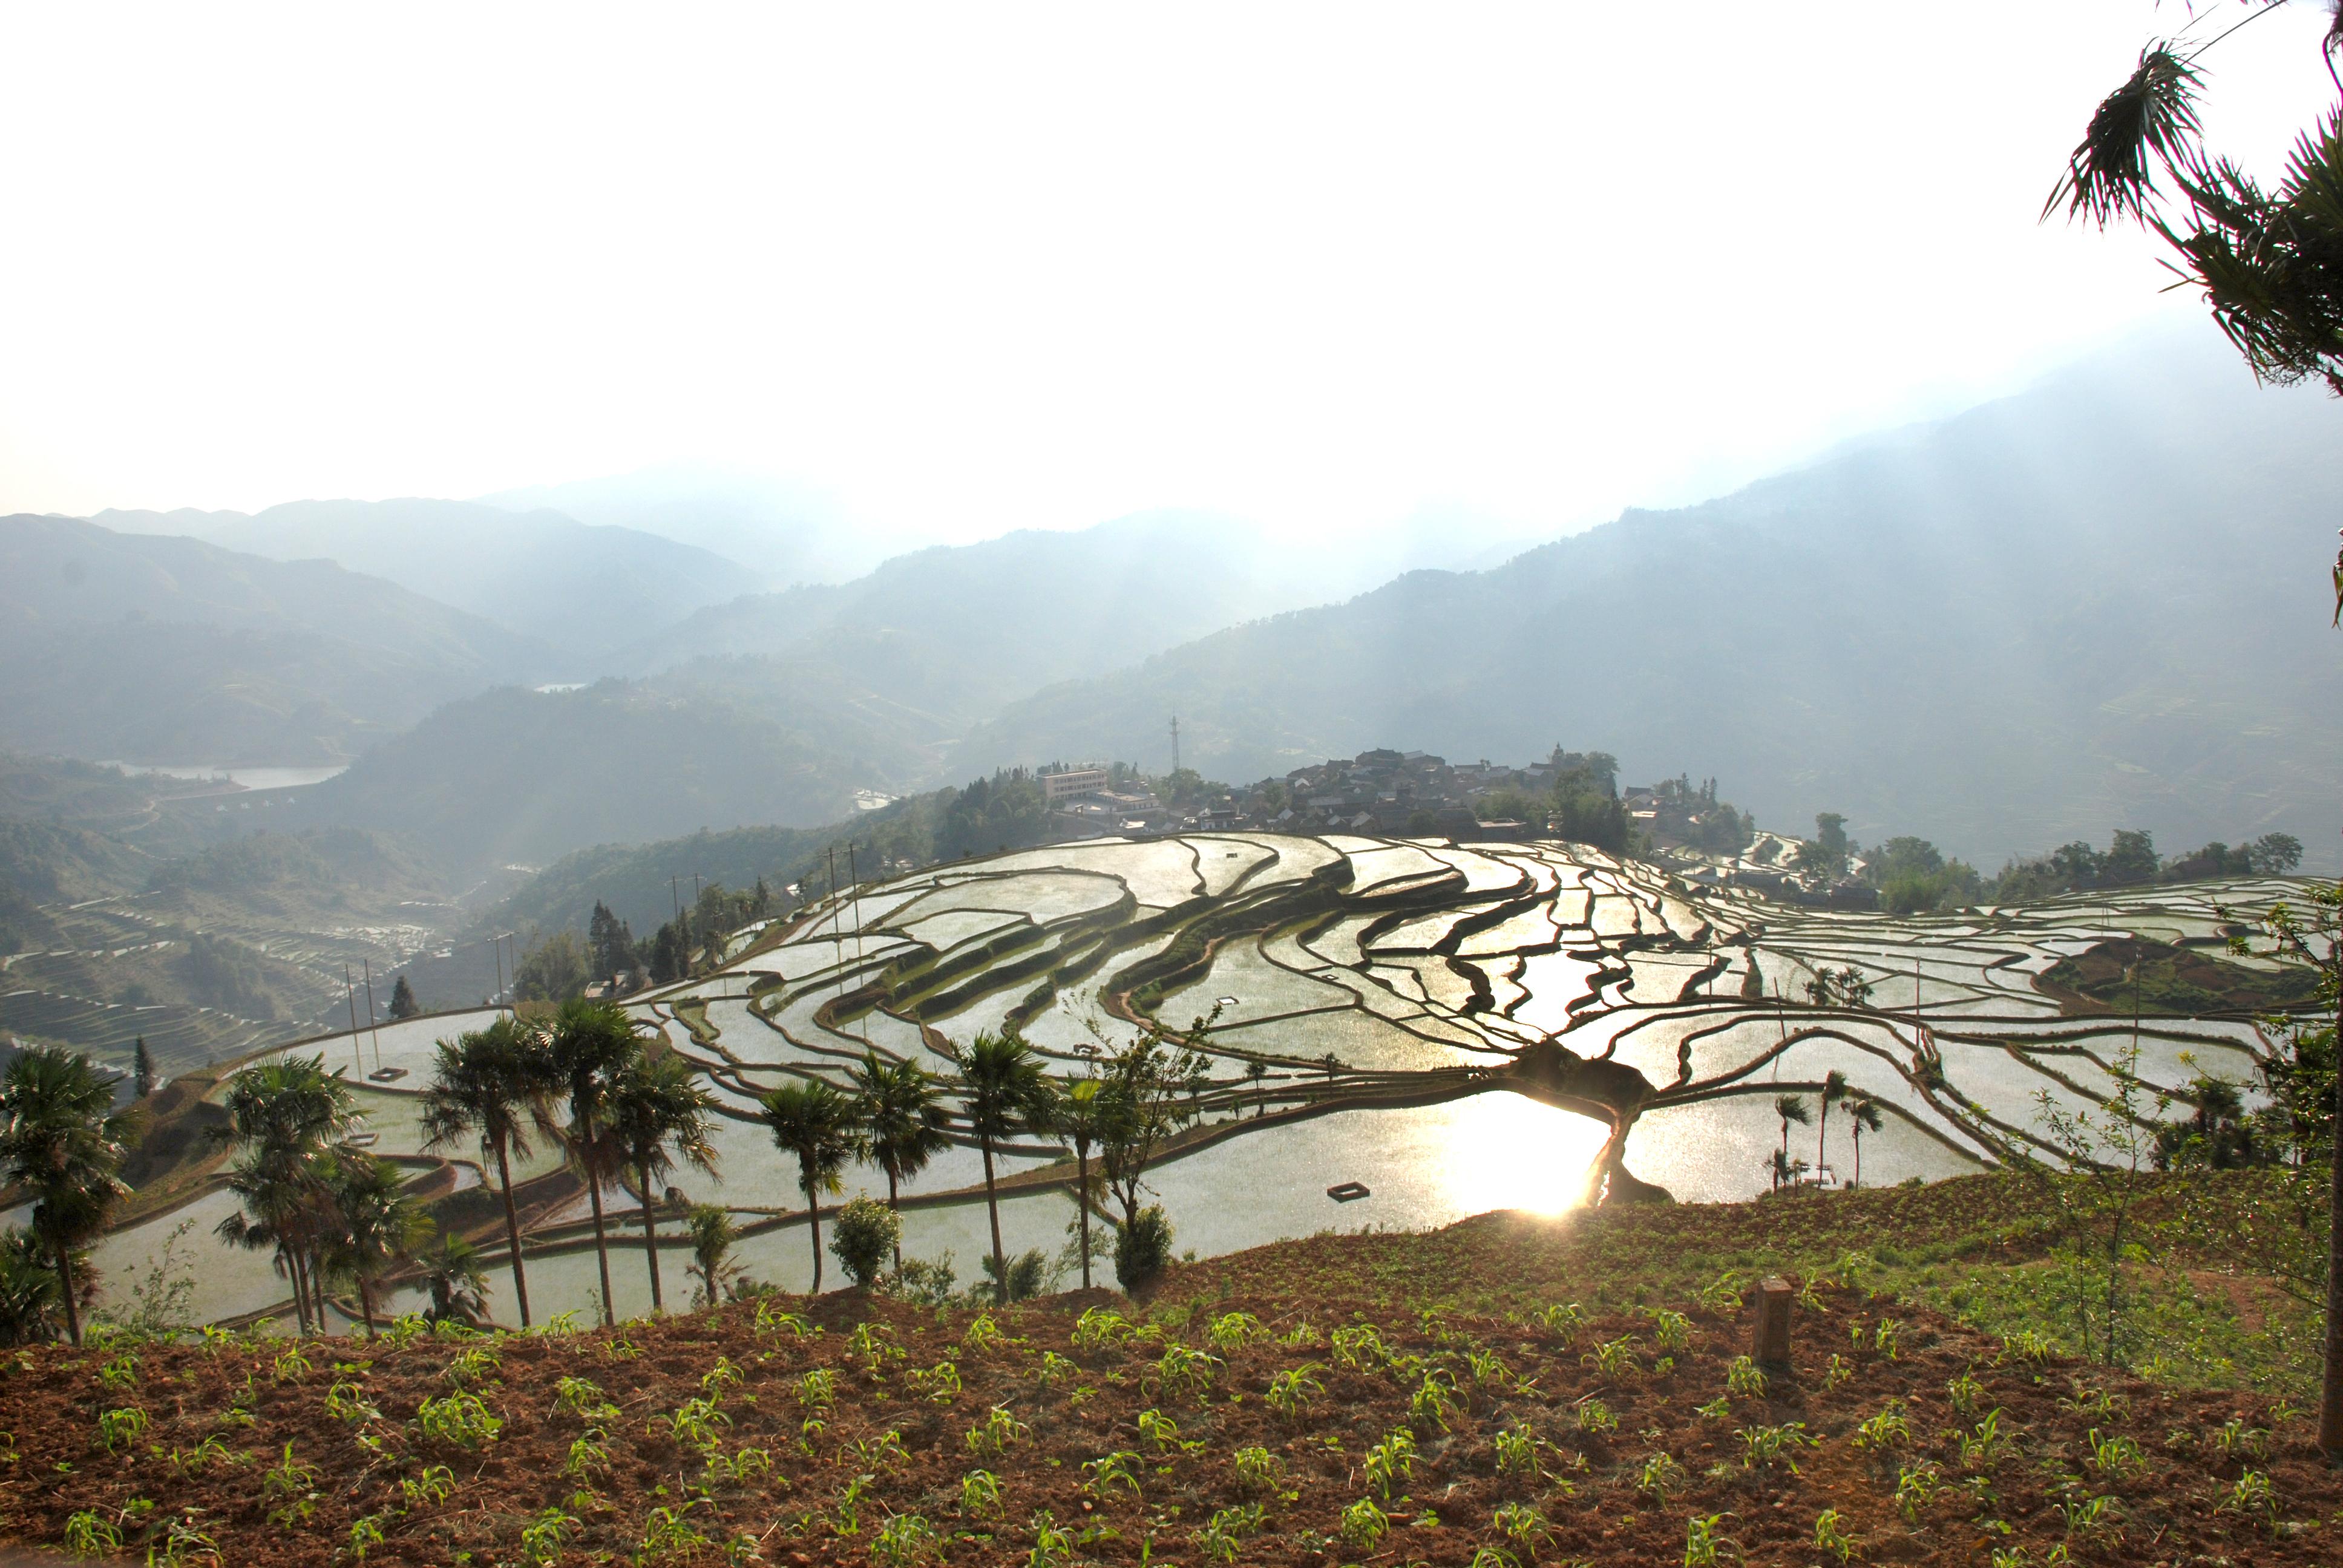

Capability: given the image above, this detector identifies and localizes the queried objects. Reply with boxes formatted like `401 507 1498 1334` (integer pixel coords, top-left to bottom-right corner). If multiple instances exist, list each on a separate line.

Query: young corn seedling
2218 1469 2279 1535
1724 1354 1766 1400
1194 1503 1266 1566
1072 1307 1132 1351
959 1468 1005 1519
263 1443 319 1527
1152 1342 1221 1401
1738 1422 1814 1474
1895 1460 1944 1523
1329 1323 1389 1371
965 1405 1029 1459
1574 1396 1620 1437
554 1374 621 1423
1410 1374 1458 1434
1637 1450 1689 1503
871 1512 940 1568
1266 1361 1326 1420
1852 1400 1911 1454
1947 1370 1985 1417
755 1301 816 1339
1340 1497 1389 1552
415 1393 502 1449
1582 1336 1638 1383
1492 1501 1550 1554
2085 1428 2146 1483
1493 1420 1548 1485
1363 1429 1417 1500
1540 1302 1590 1345
1206 1310 1267 1350
565 1428 612 1479
94 1406 148 1455
1231 1445 1286 1495
1081 1450 1143 1501
519 1508 583 1567
1813 1506 1860 1564
1682 1513 1737 1568
1644 1308 1693 1355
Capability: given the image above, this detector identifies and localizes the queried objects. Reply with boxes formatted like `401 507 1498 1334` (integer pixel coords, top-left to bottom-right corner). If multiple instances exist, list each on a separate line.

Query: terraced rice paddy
134 834 2316 1329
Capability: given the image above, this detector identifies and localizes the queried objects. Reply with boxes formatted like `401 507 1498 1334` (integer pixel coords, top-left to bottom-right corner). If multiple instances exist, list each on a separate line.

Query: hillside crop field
1 1184 2336 1566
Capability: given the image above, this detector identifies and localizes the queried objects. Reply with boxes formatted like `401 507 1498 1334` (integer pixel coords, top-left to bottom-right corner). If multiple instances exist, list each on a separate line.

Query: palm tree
1773 1094 1810 1191
212 1054 360 1334
419 1232 489 1327
320 1154 426 1336
847 1052 949 1270
0 1047 137 1346
609 1050 719 1313
684 1203 742 1310
420 1017 557 1327
956 1031 1055 1304
1052 1074 1109 1290
1817 1069 1849 1180
762 1078 860 1293
1245 1059 1269 1118
544 999 644 1326
1846 1094 1885 1189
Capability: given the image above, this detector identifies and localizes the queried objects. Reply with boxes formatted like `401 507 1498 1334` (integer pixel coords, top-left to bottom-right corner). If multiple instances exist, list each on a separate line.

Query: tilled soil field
0 1210 2335 1566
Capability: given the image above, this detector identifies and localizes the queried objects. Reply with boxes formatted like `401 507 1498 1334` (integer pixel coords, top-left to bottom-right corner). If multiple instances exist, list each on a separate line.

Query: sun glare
1438 1089 1611 1219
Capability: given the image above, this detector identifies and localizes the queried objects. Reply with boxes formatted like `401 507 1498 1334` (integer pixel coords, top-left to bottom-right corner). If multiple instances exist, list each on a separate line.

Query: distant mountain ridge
0 514 559 765
960 332 2343 869
99 497 754 661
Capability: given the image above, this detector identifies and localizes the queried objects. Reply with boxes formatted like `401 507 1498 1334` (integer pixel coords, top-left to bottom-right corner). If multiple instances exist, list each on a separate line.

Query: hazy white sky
2 2 2338 545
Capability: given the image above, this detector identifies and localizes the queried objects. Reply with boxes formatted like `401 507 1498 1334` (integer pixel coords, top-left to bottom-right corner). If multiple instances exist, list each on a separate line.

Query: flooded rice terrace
113 832 2307 1330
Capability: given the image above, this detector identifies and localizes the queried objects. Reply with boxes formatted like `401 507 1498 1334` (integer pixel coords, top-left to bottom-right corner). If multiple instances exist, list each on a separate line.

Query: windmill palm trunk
54 1242 81 1347
981 1140 1006 1306
492 1137 531 1327
1817 1100 1829 1178
357 1276 378 1338
287 1248 311 1335
638 1165 666 1312
1074 1140 1093 1290
805 1173 825 1294
885 1168 900 1273
2320 987 2343 1457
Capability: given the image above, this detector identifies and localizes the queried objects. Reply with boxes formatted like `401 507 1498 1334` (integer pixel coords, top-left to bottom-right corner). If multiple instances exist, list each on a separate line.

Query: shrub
830 1198 900 1289
1115 1205 1174 1290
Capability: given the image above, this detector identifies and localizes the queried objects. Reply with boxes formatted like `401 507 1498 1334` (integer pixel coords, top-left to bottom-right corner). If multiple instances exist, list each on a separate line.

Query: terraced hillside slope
96 832 2315 1336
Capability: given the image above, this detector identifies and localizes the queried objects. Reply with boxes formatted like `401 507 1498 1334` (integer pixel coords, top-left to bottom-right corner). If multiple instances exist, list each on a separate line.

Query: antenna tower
1170 714 1181 776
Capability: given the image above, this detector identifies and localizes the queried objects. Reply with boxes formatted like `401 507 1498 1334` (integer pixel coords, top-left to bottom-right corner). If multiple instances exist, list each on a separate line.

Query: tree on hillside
609 1049 719 1313
2102 829 2160 887
847 1052 951 1272
1794 812 1852 879
0 1047 136 1346
212 1054 362 1336
2055 6 2340 1436
762 1079 860 1294
2250 832 2306 874
387 975 421 1020
320 1152 425 1337
1051 1072 1112 1290
544 1000 644 1327
587 901 639 984
1773 1094 1810 1191
514 930 589 1003
133 1037 154 1099
421 1018 558 1327
955 1031 1057 1304
1551 760 1627 852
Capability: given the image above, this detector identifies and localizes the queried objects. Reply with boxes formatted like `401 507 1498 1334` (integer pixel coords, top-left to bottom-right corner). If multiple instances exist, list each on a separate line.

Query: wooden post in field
1752 1276 1794 1369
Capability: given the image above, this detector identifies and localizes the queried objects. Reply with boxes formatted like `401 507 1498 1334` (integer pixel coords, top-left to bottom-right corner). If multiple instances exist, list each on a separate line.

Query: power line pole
1170 714 1181 776
343 964 362 1076
361 958 382 1075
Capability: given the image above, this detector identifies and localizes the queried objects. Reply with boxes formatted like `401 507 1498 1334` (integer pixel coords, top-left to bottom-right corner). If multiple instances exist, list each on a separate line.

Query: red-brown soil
0 1209 2335 1565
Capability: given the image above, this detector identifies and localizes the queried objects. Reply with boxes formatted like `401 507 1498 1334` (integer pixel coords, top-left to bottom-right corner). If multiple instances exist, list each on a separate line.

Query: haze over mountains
963 330 2343 868
100 498 753 659
5 325 2338 880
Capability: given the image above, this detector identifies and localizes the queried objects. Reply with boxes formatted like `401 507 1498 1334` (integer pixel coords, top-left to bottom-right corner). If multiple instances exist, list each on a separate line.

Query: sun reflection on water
1437 1090 1611 1218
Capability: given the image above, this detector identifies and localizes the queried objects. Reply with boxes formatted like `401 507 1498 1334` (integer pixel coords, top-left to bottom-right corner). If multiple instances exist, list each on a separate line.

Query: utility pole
1169 715 1181 776
828 846 845 1001
492 935 507 1014
847 841 869 1042
362 959 382 1075
343 964 362 1076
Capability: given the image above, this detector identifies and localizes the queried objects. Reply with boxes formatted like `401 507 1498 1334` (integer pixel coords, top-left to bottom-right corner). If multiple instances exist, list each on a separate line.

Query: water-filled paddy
110 834 2314 1331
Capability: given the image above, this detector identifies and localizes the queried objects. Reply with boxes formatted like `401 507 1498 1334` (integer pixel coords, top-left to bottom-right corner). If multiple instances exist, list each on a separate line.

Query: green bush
830 1198 900 1288
1115 1206 1174 1290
